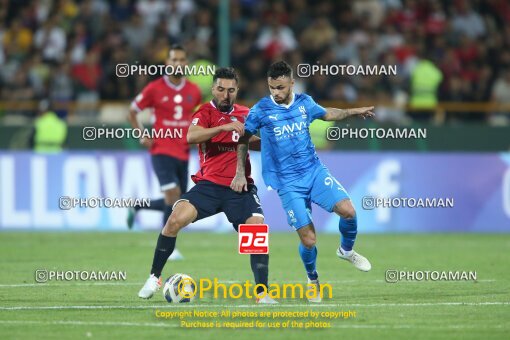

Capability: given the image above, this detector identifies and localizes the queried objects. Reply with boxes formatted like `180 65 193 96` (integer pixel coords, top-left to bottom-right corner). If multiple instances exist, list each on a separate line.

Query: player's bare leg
297 224 321 303
162 200 196 237
138 200 197 298
333 199 371 271
245 216 277 304
297 223 317 249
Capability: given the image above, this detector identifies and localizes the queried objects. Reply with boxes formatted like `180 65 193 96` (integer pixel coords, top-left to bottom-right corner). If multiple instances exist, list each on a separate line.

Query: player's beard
274 91 291 104
215 99 233 112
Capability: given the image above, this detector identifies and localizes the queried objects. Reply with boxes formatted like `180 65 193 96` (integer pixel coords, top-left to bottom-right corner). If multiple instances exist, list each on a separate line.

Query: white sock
341 247 353 257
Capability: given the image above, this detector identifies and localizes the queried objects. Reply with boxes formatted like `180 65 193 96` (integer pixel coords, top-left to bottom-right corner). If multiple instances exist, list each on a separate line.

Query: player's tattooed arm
248 135 261 151
231 134 252 192
322 106 375 121
187 122 244 144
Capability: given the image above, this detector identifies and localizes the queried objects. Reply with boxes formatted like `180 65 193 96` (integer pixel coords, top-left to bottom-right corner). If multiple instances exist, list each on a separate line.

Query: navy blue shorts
151 154 188 193
178 180 264 230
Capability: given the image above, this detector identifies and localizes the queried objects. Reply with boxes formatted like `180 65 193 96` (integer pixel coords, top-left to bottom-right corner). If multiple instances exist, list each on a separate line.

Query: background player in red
138 67 276 304
127 45 202 236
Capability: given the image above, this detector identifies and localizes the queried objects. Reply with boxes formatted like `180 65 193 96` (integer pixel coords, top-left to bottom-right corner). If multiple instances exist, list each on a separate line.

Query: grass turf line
0 232 508 339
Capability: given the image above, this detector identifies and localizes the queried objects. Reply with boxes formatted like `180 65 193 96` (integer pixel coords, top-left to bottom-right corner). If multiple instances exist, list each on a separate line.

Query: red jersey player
189 102 254 186
127 45 201 231
138 67 277 304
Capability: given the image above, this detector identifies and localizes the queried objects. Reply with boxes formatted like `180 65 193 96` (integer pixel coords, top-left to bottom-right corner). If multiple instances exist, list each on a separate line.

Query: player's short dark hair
169 44 186 54
267 61 293 79
213 67 239 84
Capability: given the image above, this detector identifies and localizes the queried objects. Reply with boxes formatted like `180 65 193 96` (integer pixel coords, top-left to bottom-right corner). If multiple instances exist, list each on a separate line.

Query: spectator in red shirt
72 49 101 92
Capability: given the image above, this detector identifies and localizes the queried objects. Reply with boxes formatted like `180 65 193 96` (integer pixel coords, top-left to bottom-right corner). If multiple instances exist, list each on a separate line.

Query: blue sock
339 215 358 251
298 243 318 280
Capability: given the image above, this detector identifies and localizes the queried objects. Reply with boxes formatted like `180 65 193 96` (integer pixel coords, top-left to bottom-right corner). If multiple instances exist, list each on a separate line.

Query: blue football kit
244 93 350 230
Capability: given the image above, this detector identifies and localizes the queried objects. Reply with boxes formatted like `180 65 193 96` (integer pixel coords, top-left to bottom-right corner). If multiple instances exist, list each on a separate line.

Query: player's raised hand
350 106 375 119
230 173 248 192
221 121 245 136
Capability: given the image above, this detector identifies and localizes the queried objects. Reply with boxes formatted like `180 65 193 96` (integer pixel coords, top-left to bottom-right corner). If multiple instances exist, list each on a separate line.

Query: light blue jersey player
231 61 374 302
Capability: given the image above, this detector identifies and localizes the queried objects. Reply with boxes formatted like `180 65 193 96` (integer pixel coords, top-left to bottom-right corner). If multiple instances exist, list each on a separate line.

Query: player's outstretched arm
187 122 244 144
322 106 375 121
230 133 252 192
248 135 261 151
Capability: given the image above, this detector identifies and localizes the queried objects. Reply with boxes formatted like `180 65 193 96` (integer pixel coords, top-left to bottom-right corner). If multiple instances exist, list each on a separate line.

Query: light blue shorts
277 164 350 229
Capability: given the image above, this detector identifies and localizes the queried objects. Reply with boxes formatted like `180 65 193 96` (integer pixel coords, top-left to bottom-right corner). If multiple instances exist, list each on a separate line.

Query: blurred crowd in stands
1 0 510 123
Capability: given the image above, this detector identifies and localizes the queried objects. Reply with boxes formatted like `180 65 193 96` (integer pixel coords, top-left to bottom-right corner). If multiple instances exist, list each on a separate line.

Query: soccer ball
163 273 196 303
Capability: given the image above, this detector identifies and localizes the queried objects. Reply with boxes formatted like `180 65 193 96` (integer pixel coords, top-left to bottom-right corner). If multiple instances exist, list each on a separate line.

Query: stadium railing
1 101 510 124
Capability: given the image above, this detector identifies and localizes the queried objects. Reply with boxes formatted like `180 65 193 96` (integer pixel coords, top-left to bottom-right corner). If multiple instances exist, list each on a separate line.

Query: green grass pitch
0 232 509 339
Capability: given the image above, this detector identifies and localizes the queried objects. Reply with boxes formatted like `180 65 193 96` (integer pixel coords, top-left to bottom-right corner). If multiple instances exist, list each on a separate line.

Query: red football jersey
190 101 254 187
131 76 202 161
